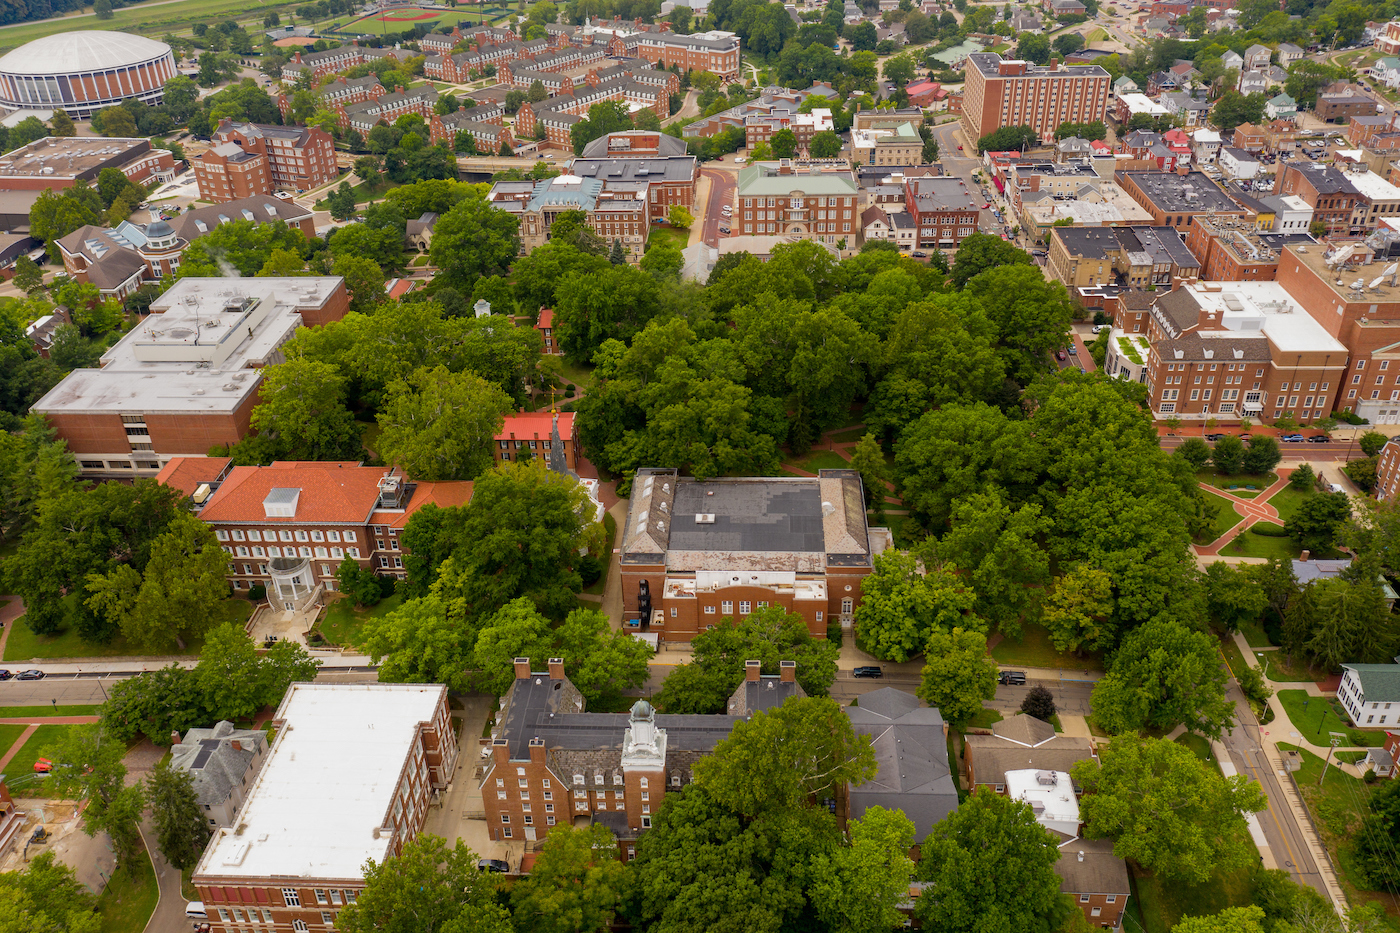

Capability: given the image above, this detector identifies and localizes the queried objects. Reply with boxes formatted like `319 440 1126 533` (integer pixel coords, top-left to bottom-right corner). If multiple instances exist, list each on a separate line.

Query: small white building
1104 329 1151 384
1347 169 1400 230
1339 664 1400 728
1191 128 1222 164
1219 146 1261 180
1006 768 1080 839
1260 194 1314 233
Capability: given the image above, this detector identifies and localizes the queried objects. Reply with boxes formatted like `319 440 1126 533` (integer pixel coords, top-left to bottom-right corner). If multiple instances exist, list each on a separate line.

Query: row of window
218 529 357 543
225 546 359 560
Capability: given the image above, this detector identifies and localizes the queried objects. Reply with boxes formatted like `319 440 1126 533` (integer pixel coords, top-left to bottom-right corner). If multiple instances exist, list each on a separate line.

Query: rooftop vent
263 487 301 518
695 513 714 524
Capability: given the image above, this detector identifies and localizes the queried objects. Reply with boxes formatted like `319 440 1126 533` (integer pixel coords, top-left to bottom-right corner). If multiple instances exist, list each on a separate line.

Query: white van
186 902 208 920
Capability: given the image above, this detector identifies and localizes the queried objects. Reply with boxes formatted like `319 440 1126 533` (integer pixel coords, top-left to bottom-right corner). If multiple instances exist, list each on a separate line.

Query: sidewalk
4 654 378 675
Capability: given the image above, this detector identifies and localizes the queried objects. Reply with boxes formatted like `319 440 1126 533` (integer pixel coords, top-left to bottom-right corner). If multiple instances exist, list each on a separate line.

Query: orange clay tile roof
497 410 573 442
198 461 388 524
536 308 554 328
156 457 231 497
372 480 474 528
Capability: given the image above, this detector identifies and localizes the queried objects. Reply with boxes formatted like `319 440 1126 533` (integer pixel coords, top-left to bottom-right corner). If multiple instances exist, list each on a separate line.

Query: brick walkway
1194 471 1292 557
0 723 37 771
0 596 25 661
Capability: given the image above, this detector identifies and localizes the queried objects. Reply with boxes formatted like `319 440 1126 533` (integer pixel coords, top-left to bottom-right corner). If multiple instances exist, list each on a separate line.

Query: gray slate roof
1344 664 1400 701
846 688 957 842
170 721 265 809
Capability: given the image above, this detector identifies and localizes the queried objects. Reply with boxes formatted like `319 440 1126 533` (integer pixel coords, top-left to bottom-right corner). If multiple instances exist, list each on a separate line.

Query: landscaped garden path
1194 471 1292 556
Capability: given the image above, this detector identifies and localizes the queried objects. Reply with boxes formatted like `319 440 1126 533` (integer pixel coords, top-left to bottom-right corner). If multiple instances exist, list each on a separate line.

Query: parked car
852 666 884 679
15 670 43 680
1307 434 1331 443
1091 324 1110 334
957 144 963 150
998 670 1027 686
1056 349 1067 361
911 250 927 258
477 859 511 873
1066 343 1077 354
1329 483 1346 493
1204 433 1224 441
1280 433 1306 443
0 670 9 681
1238 433 1253 441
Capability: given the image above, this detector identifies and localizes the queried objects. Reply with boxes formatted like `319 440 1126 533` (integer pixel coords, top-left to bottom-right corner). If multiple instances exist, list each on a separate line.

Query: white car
721 206 732 215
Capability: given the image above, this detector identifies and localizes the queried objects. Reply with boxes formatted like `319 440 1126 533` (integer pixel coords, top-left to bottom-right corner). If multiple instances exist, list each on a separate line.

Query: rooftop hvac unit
695 513 715 524
1035 770 1057 786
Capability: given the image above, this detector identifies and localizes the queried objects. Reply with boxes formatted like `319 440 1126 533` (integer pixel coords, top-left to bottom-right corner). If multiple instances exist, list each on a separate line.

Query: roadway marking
1238 755 1308 882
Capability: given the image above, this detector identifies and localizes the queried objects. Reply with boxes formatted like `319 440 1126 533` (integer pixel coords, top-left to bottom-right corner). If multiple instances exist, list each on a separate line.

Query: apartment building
515 72 670 149
419 24 516 55
601 24 740 80
1278 161 1368 236
1141 281 1348 421
1276 242 1400 423
280 41 412 82
746 108 834 154
1047 225 1201 293
959 53 1110 145
0 135 175 191
494 411 578 469
276 75 383 125
903 175 981 249
1115 171 1249 231
429 105 515 154
619 468 890 640
850 110 924 166
1316 84 1383 123
195 121 336 201
193 684 457 930
1378 437 1400 500
488 174 649 261
30 277 349 478
1184 217 1315 281
344 85 439 136
733 161 858 246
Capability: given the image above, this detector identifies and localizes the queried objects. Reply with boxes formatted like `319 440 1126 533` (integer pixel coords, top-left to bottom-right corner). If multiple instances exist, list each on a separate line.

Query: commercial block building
619 468 891 641
1114 171 1249 231
193 684 457 929
960 53 1110 146
1141 280 1349 421
904 175 981 249
1047 225 1201 293
0 135 176 191
195 121 337 201
1277 161 1368 236
31 277 349 478
734 161 859 246
1184 217 1315 282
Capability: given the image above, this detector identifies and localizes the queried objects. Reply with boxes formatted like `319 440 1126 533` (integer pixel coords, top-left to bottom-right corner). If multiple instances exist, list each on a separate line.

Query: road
1220 678 1330 899
1157 435 1369 461
929 120 1007 237
0 667 379 707
698 166 737 247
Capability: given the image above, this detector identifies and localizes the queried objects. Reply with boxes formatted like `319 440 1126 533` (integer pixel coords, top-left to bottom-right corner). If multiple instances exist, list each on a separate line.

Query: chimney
548 657 565 680
529 737 546 763
492 738 509 768
171 731 181 746
230 739 242 752
745 659 761 682
780 660 796 683
514 657 532 680
1300 549 1311 561
396 85 405 95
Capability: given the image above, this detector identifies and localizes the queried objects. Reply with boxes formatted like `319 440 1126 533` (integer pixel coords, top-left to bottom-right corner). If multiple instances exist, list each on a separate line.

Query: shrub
247 583 267 601
1289 463 1316 492
578 554 604 588
827 618 843 648
1250 523 1290 537
1236 665 1272 706
1020 685 1056 722
564 387 576 398
1366 768 1379 784
1359 431 1388 457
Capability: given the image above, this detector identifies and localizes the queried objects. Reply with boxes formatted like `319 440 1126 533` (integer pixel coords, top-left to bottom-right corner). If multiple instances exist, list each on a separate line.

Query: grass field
646 225 690 252
315 593 402 648
1223 526 1304 561
966 707 1003 729
1129 828 1256 933
989 622 1105 672
1174 732 1222 776
5 724 80 791
783 450 850 474
1264 485 1313 523
96 843 159 933
334 5 530 33
0 705 102 719
1258 649 1330 683
828 428 868 444
1277 689 1386 746
1218 634 1250 682
0 722 28 764
1196 468 1278 499
0 0 305 53
4 599 250 662
1196 488 1244 544
1238 616 1275 648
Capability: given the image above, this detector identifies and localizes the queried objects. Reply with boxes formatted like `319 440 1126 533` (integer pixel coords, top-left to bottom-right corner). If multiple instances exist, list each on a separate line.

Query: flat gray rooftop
670 481 824 553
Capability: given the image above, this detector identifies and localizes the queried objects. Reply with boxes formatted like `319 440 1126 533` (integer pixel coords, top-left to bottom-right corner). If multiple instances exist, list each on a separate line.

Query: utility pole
1318 732 1345 785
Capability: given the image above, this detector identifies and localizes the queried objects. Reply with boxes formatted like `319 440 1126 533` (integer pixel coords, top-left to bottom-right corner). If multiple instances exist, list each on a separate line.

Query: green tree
976 124 1039 153
332 253 389 312
327 181 358 222
11 255 43 294
1015 32 1051 64
362 592 478 693
1284 577 1395 670
375 366 512 481
551 606 653 707
855 550 982 661
260 637 321 708
1243 435 1282 474
849 431 891 510
196 622 268 722
1173 906 1267 933
98 664 210 747
0 851 99 933
1211 434 1245 474
471 597 556 696
639 241 683 280
569 99 634 155
1202 560 1267 635
1210 90 1267 134
428 189 522 291
1090 618 1236 738
1286 491 1350 554
771 127 798 158
949 232 1033 288
694 696 877 817
935 492 1051 637
809 806 917 933
915 787 1068 933
1073 735 1267 884
510 823 625 933
146 760 212 871
49 109 76 137
99 105 137 137
336 834 510 933
1290 462 1317 491
30 183 103 258
1041 564 1116 655
653 606 839 713
810 130 843 158
915 627 997 727
666 204 694 228
1176 437 1212 470
41 725 145 863
177 219 307 278
247 357 363 462
1359 431 1388 457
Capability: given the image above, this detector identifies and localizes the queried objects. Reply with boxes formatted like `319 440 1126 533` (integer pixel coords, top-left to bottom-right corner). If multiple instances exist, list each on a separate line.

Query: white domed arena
0 31 177 119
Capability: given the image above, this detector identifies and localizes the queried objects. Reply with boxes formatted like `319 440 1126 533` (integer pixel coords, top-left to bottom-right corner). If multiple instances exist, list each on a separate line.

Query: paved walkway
0 723 38 770
1194 471 1292 557
0 716 99 725
0 596 25 660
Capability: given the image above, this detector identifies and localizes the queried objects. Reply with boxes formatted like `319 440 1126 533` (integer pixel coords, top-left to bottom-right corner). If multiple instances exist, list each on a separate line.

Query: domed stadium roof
0 31 172 76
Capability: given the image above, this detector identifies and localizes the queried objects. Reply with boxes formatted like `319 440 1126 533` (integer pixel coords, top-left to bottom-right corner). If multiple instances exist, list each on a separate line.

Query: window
995 784 1005 792
721 600 733 614
264 908 277 921
1080 895 1091 904
1091 907 1102 917
501 814 510 823
284 889 302 907
1106 895 1117 903
842 597 853 614
294 922 309 933
642 816 652 828
703 605 716 614
739 601 750 614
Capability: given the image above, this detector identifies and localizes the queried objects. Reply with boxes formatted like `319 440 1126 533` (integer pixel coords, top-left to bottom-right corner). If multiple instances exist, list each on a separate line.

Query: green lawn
1128 827 1256 933
1174 732 1222 776
0 722 29 764
314 593 403 649
1238 616 1275 648
583 512 617 597
783 450 850 474
0 0 306 52
1277 689 1385 746
0 705 102 719
4 724 80 792
646 225 690 252
96 842 159 933
4 599 250 662
1256 650 1329 684
966 707 1003 729
828 428 868 444
1197 468 1279 499
1223 526 1303 561
1265 485 1313 523
1217 634 1250 681
1195 488 1244 544
990 622 1105 672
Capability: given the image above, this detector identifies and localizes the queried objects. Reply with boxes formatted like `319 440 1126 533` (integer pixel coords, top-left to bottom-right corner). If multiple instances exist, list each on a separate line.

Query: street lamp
1319 732 1345 785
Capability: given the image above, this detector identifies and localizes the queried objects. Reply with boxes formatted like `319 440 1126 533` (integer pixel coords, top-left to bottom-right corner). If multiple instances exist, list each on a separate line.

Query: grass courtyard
314 593 403 648
1195 488 1244 544
96 844 159 933
3 599 251 662
989 621 1105 672
1277 689 1386 746
1196 468 1279 499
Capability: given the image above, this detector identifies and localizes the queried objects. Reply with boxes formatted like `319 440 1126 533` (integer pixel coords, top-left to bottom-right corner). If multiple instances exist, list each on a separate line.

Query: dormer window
263 488 300 518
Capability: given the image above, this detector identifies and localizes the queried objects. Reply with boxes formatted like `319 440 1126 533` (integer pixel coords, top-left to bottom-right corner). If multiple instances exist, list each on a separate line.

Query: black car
477 859 510 873
998 670 1027 686
14 670 43 681
0 670 10 681
1307 434 1331 443
1204 433 1224 441
853 666 884 679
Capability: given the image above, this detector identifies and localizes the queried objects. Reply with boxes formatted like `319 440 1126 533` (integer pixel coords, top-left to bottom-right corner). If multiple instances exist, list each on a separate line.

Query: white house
1239 71 1268 95
1191 127 1222 164
1222 50 1244 71
1278 43 1305 68
1339 664 1400 728
1375 56 1400 90
1219 146 1261 179
1266 92 1298 121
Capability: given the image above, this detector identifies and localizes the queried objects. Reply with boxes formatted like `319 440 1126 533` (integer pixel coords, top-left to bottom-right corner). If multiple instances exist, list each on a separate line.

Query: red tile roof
497 411 574 443
536 308 554 329
156 457 231 497
373 480 474 528
198 461 389 524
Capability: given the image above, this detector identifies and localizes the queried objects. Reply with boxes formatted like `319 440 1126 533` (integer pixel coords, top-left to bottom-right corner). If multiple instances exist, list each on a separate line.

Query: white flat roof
195 683 445 882
1118 92 1168 116
1346 169 1400 202
1006 768 1080 838
1185 281 1349 354
31 277 342 416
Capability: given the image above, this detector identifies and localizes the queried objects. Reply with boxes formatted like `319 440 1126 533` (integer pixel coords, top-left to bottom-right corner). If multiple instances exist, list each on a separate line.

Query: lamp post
1319 732 1345 785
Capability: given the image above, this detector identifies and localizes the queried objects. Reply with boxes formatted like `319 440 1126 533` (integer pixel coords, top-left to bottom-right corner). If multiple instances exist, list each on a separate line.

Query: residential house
1244 43 1272 71
846 688 959 842
1278 42 1305 67
171 721 268 828
1220 146 1261 179
1266 92 1298 122
1340 664 1400 727
1238 71 1268 95
1234 122 1267 151
1057 839 1133 930
963 714 1096 794
1221 49 1244 71
1375 56 1400 90
404 212 438 251
1162 90 1213 127
1192 128 1222 163
1293 557 1398 606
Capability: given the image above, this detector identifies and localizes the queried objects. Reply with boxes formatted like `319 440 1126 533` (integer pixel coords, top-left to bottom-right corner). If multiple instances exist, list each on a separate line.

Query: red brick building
536 308 559 354
494 411 578 469
619 468 890 640
600 23 740 81
30 277 350 478
1277 161 1366 235
195 121 337 202
0 135 176 191
1115 170 1249 231
193 684 457 928
905 175 982 249
1183 217 1315 281
959 52 1110 146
